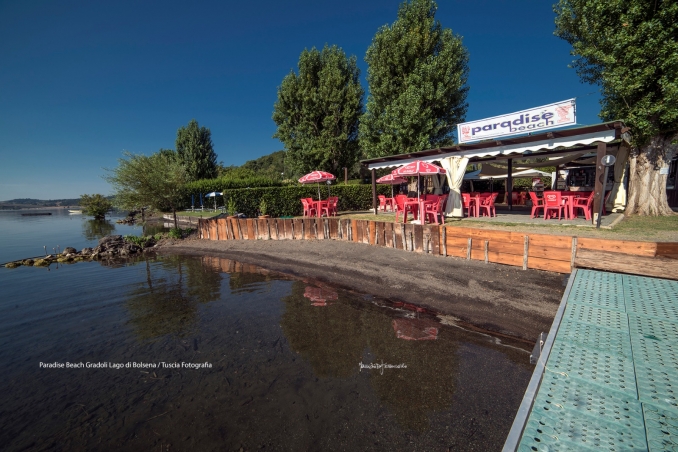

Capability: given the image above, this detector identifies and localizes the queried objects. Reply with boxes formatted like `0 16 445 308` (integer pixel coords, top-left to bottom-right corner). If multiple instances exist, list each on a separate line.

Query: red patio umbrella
391 160 446 205
376 174 408 198
299 171 336 199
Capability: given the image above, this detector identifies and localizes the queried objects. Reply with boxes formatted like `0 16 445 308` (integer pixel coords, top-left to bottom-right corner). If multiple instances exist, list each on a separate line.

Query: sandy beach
158 238 565 342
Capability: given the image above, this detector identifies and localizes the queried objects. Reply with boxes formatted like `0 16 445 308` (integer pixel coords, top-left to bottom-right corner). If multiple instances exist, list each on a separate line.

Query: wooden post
593 142 606 225
571 236 578 270
466 238 472 260
523 235 529 270
344 167 348 185
401 224 406 250
371 168 378 215
442 226 447 257
484 240 489 263
507 158 513 211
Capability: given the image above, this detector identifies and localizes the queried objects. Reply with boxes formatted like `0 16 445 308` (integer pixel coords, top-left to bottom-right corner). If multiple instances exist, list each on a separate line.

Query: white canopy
464 167 552 180
366 129 616 170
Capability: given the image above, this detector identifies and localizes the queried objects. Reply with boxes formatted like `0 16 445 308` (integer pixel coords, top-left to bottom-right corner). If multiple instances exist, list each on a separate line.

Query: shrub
212 184 392 217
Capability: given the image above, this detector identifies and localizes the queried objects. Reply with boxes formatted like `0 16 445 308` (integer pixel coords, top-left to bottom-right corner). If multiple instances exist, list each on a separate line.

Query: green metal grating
547 340 638 397
508 270 678 452
643 403 678 452
565 304 629 331
556 318 633 358
634 362 678 411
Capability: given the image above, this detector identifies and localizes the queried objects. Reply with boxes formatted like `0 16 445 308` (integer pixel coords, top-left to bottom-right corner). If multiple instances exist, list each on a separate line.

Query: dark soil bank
160 239 565 341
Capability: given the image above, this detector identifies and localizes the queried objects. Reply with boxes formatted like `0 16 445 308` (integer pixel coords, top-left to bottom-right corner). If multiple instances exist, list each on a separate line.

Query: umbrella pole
317 183 321 200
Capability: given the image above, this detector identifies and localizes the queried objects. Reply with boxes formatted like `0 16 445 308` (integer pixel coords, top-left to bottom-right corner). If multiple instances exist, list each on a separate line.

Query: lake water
0 209 533 451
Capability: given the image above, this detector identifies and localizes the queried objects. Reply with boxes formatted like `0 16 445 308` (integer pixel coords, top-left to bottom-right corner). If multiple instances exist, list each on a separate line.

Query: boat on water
68 210 83 214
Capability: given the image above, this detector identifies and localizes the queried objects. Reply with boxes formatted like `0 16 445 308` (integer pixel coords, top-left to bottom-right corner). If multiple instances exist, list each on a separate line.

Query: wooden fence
197 217 678 278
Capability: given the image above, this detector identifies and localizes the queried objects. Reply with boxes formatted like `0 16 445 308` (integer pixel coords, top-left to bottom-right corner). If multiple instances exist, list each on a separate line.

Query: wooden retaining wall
197 217 678 278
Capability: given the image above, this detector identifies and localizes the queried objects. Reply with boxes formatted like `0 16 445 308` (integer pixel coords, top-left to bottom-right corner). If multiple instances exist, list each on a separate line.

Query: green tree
554 0 678 216
360 0 469 158
105 151 188 229
175 119 218 181
273 45 364 177
79 193 113 219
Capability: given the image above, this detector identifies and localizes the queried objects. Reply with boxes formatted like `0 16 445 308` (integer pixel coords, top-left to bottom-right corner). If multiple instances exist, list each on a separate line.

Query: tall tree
554 0 678 216
175 119 218 181
273 45 364 177
105 151 188 229
360 0 469 158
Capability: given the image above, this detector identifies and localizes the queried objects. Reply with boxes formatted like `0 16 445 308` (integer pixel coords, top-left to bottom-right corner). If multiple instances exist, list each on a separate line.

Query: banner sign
457 99 576 143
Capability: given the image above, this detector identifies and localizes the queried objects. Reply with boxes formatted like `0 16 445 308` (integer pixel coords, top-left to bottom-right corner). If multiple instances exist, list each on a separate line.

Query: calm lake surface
0 210 533 451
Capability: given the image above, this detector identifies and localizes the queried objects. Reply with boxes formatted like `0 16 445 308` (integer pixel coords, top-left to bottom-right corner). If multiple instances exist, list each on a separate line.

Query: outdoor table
402 198 420 223
313 200 328 217
383 197 395 212
468 195 481 217
560 195 576 219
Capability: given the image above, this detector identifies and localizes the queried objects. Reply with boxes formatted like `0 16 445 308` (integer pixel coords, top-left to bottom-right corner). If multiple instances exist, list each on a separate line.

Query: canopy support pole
371 169 377 215
593 141 606 225
507 158 513 211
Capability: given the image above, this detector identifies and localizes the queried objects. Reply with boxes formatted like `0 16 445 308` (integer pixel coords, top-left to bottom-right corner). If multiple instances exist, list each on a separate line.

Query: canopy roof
361 121 627 170
464 166 552 180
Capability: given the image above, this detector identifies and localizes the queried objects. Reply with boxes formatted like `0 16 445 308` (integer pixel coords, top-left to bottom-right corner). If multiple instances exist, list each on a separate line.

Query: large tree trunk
625 134 677 216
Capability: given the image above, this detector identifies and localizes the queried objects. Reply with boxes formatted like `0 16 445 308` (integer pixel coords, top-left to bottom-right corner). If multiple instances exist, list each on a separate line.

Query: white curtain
440 156 469 217
610 145 630 212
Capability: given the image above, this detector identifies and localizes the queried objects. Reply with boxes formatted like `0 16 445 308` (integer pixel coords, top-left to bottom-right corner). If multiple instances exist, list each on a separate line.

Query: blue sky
0 0 602 200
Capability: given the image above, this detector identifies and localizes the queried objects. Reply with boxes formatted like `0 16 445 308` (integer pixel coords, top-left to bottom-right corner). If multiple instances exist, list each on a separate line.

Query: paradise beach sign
457 99 576 143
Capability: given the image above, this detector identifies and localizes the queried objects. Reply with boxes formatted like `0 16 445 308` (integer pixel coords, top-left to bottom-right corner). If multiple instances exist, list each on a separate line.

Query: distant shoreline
0 206 82 211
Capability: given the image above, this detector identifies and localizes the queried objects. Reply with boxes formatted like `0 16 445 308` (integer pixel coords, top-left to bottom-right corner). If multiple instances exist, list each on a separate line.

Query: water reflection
303 284 338 306
279 281 459 431
81 219 115 241
201 255 276 294
124 256 222 339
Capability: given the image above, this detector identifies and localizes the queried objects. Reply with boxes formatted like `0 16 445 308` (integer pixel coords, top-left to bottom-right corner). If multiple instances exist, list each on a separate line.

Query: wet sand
159 239 565 342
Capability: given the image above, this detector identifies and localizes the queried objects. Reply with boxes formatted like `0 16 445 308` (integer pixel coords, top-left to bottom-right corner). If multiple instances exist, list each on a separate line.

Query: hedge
185 184 392 217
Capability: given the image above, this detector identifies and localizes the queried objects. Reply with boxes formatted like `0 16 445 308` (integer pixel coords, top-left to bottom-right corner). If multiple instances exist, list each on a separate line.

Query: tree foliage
360 0 469 158
105 151 188 229
554 0 678 215
554 0 678 145
241 150 287 179
175 119 218 181
79 193 113 219
273 45 364 178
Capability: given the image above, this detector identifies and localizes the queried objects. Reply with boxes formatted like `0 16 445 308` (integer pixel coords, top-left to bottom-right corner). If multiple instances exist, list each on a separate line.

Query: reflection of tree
125 255 222 339
280 281 368 378
228 272 272 294
280 280 459 431
82 219 116 240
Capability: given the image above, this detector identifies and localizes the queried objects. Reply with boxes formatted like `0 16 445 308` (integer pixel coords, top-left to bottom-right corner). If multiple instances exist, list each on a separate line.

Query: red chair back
529 191 542 205
543 191 562 207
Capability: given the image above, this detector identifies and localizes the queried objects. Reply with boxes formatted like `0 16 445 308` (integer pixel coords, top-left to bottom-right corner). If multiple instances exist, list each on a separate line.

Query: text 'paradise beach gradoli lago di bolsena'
39 362 213 369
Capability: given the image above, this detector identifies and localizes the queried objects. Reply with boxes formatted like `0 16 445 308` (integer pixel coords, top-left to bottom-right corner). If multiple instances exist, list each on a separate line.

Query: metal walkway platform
504 269 678 451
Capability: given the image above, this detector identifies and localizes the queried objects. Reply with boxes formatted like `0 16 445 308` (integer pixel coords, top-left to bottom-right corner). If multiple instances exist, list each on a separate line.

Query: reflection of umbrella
392 318 438 341
376 174 408 198
299 171 336 200
392 160 446 216
205 191 223 211
303 285 338 307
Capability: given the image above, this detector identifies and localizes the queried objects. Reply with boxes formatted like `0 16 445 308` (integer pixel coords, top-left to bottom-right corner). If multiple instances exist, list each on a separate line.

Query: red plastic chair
573 192 594 220
543 191 565 220
528 192 544 218
478 193 498 217
424 197 446 224
301 198 316 217
321 197 338 217
394 195 415 223
462 193 476 217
